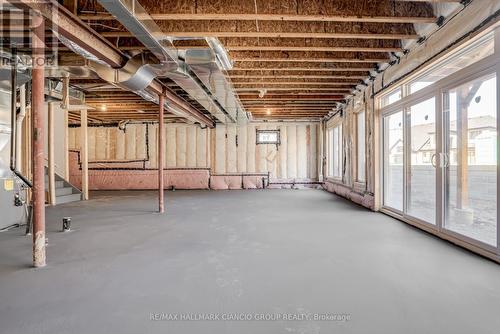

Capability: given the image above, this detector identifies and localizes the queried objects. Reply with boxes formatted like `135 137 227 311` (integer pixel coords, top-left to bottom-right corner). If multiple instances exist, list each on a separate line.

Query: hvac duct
8 0 214 128
182 40 249 123
54 39 214 127
97 0 247 124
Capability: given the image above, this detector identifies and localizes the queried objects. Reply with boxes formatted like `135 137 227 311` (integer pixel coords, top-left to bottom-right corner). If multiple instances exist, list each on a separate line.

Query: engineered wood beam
247 108 333 111
235 88 352 91
233 58 386 63
230 75 366 79
396 0 458 2
227 46 401 52
100 31 419 40
230 67 372 71
252 114 326 117
238 96 344 100
243 103 339 107
81 13 436 24
233 81 358 86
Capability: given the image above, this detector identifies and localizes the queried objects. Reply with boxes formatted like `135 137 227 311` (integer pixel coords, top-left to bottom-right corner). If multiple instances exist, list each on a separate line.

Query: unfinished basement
1 0 500 333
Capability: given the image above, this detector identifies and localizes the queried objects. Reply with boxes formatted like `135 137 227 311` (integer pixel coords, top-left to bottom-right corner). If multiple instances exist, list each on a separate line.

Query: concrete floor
1 190 499 334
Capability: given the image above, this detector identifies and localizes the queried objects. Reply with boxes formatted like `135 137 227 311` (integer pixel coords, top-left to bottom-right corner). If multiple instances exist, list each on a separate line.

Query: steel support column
32 14 46 267
158 93 165 213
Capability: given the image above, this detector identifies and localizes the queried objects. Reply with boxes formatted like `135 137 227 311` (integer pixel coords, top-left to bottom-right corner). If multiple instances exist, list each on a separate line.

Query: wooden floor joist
229 75 366 79
101 31 420 40
230 67 373 71
235 87 353 91
233 58 387 63
239 97 345 100
45 0 436 121
226 46 402 52
81 13 436 24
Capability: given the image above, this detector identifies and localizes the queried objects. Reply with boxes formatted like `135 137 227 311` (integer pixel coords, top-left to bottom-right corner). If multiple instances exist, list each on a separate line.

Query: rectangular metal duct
97 0 247 124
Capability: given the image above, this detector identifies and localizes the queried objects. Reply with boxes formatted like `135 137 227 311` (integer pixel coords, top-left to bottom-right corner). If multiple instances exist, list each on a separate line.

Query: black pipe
9 48 32 188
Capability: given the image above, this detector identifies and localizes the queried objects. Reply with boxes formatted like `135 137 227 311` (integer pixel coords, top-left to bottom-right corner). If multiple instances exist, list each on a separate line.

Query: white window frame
326 120 343 181
326 128 334 177
375 25 500 261
256 129 280 145
354 105 366 189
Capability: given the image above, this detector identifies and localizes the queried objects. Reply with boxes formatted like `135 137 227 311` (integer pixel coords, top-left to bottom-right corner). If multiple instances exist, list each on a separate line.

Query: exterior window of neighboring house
356 111 366 182
422 152 431 163
468 150 476 164
469 130 481 139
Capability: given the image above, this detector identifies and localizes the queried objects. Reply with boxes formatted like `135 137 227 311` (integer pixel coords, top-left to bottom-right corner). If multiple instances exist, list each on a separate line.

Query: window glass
383 111 404 211
444 73 497 246
326 125 343 178
408 97 436 224
256 130 279 144
333 124 343 178
327 129 334 177
381 88 402 107
408 32 494 94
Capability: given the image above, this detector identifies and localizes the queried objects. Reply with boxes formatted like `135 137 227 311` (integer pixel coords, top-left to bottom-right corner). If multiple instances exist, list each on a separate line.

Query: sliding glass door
382 98 437 225
379 28 499 258
443 72 497 247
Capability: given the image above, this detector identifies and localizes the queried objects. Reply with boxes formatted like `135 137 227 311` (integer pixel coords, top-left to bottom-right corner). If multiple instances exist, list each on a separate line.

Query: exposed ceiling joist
233 58 386 63
226 46 402 52
396 0 458 2
230 67 373 71
64 0 437 121
239 97 344 100
233 82 357 86
229 75 366 79
80 13 436 24
235 88 352 91
100 31 419 40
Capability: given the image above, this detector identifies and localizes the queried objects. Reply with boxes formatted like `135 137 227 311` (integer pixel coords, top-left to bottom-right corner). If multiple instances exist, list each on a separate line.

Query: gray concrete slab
0 189 499 334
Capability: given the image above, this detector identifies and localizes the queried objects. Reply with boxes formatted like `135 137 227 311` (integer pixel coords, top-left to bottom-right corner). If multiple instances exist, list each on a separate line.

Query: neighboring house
388 116 497 165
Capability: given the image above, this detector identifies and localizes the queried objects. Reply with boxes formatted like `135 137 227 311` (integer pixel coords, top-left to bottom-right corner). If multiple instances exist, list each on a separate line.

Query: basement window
408 32 494 94
256 129 280 145
327 124 343 179
356 110 366 183
381 88 402 107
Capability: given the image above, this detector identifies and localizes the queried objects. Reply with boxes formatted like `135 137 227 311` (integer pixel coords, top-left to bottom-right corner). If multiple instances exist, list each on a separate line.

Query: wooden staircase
45 169 82 205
